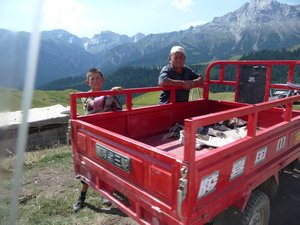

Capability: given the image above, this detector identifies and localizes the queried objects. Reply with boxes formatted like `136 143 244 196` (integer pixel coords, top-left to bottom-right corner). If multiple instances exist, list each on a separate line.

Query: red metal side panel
189 119 300 224
289 127 300 147
127 109 175 138
78 114 128 136
77 132 88 154
150 165 173 200
88 134 146 187
71 119 184 224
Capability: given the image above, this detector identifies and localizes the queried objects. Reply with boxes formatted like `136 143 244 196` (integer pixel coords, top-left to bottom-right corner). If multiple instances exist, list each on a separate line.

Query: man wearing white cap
158 46 203 103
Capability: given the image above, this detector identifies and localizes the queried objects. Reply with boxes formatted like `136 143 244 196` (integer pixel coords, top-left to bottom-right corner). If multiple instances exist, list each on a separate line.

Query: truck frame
69 60 300 225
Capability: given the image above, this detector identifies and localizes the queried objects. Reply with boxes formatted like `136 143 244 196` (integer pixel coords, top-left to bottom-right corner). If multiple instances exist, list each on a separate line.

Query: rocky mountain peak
242 0 300 23
41 29 83 46
246 0 281 19
206 0 299 36
248 0 277 9
131 33 146 43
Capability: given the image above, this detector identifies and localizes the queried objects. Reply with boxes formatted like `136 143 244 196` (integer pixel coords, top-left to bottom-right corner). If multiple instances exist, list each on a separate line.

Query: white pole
8 1 44 224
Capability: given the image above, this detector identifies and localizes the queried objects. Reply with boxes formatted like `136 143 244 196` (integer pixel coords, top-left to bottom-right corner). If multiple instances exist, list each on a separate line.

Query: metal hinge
177 166 188 220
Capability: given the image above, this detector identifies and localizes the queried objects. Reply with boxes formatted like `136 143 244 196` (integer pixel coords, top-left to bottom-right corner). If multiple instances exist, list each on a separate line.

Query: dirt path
269 164 300 225
19 163 138 225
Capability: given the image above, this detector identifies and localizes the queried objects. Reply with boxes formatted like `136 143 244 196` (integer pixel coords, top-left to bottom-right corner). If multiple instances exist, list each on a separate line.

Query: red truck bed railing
204 60 300 101
69 60 300 225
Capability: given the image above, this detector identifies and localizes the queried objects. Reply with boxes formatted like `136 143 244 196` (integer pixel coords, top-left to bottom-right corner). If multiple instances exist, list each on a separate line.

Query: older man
158 46 203 104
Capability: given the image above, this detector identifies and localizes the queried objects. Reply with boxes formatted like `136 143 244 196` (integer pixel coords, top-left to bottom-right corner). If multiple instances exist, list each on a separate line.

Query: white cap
170 46 185 56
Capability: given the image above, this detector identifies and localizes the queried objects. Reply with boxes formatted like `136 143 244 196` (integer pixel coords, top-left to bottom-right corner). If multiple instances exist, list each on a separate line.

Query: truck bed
76 99 300 161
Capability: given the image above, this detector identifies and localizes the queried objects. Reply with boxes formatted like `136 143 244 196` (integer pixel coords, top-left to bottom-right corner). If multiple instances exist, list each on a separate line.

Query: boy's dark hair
86 68 104 80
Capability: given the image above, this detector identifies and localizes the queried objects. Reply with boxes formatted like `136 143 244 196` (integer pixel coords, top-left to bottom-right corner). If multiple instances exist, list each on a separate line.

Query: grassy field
1 88 299 112
0 146 137 225
0 89 75 112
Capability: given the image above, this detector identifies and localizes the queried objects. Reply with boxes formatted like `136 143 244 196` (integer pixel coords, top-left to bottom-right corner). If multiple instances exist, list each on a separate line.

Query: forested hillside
39 65 207 91
39 48 300 92
241 48 300 61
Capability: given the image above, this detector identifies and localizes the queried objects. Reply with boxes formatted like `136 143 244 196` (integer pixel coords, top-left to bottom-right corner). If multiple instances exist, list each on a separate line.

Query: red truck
69 60 300 225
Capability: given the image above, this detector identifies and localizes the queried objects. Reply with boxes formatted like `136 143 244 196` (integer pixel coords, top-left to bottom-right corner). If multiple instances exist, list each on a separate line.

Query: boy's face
169 52 185 71
88 72 104 91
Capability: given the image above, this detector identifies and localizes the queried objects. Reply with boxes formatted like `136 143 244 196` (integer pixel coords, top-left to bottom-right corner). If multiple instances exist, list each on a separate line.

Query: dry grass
0 144 70 173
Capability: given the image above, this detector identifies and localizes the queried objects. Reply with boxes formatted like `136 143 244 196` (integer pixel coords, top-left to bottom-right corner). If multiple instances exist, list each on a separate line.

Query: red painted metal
70 60 300 225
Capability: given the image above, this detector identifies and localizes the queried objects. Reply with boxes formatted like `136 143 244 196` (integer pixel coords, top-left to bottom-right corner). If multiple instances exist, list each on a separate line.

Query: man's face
170 52 185 71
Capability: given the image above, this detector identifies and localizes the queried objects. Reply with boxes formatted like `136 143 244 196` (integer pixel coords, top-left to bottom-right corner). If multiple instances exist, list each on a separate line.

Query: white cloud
171 0 194 11
41 0 98 36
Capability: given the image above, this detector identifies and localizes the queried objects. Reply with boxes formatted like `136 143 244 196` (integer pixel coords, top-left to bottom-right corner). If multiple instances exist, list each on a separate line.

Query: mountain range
0 0 299 89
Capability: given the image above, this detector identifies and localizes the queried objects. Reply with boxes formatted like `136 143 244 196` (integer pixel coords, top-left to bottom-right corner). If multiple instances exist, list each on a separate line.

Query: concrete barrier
0 105 70 156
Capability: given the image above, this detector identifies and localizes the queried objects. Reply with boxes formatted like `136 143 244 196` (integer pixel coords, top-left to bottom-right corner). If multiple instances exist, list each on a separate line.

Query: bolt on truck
68 60 300 225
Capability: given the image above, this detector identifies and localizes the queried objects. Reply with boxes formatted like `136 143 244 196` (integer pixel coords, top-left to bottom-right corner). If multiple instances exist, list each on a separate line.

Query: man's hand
111 86 123 92
192 76 204 87
182 80 193 89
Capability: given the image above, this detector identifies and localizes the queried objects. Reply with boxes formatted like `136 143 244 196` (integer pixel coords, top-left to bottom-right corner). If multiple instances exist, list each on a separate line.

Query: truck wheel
258 176 278 203
241 190 270 225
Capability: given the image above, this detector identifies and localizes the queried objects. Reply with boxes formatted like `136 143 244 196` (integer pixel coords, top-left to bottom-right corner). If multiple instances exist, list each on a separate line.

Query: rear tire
258 176 278 203
241 190 270 225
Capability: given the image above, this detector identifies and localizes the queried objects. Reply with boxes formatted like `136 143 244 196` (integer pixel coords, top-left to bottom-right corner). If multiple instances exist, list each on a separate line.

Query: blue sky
1 0 299 38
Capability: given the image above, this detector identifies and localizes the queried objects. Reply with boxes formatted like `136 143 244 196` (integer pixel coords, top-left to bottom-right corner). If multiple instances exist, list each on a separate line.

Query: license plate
96 143 130 172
